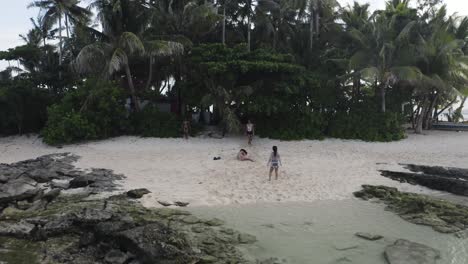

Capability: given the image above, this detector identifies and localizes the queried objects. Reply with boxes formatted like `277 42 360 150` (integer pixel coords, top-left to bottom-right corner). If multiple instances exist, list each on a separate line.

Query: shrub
132 106 181 138
41 106 98 145
327 111 405 142
41 79 128 145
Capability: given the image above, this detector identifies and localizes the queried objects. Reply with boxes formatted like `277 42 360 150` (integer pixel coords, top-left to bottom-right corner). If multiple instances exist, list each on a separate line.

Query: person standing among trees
182 119 191 140
246 120 255 145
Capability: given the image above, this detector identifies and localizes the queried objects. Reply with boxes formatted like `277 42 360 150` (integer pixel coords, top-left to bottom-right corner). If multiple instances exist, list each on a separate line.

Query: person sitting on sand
237 149 254 162
246 120 254 145
267 146 282 181
182 119 191 139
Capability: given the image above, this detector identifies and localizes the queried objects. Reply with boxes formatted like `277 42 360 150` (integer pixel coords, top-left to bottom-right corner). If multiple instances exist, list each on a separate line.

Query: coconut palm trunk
65 14 70 38
309 7 314 49
222 4 226 44
145 56 154 91
124 64 141 112
247 14 251 51
380 84 386 113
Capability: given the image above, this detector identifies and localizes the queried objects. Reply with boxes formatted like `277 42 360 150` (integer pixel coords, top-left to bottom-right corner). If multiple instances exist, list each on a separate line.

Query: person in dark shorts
267 146 282 181
182 119 191 139
246 120 254 145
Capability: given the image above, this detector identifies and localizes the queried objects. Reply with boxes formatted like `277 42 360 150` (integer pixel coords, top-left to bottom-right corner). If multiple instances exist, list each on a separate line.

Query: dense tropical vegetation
0 0 467 144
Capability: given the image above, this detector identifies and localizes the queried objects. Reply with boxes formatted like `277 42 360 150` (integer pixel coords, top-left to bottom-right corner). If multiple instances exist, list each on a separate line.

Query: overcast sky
0 0 467 70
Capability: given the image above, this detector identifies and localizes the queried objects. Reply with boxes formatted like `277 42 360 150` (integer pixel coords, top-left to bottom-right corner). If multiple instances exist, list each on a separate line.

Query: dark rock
115 223 196 263
0 220 35 238
127 189 151 199
69 175 96 188
42 189 61 203
0 175 8 183
79 232 96 247
174 201 190 207
104 249 130 264
381 168 468 197
74 208 113 223
0 177 40 206
40 218 74 237
354 185 468 235
26 168 58 183
157 200 172 207
355 232 383 241
384 239 440 264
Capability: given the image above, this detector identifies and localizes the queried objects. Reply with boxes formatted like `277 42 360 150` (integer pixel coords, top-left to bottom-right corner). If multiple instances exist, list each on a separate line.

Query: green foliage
41 79 128 145
0 78 52 135
41 107 98 145
255 112 327 140
131 106 181 138
328 111 405 142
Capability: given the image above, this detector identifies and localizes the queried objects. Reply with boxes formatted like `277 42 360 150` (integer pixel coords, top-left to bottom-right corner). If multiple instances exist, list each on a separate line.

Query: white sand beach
1 131 467 207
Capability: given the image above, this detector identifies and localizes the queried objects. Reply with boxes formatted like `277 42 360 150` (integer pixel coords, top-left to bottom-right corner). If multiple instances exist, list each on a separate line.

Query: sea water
189 200 467 264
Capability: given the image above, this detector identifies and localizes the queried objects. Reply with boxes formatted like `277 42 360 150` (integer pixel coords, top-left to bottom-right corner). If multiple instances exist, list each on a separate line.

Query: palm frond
109 48 128 75
119 32 145 56
145 40 184 57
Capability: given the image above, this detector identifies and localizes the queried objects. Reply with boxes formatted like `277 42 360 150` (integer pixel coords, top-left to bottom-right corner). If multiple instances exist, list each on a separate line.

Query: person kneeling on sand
237 149 254 162
267 146 282 181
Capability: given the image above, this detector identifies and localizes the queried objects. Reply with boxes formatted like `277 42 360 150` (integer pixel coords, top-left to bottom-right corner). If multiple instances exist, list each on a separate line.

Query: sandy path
0 131 467 207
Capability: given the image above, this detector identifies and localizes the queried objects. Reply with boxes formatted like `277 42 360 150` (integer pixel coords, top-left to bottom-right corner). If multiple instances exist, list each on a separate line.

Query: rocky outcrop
354 185 468 234
384 239 441 264
0 154 259 264
380 164 468 196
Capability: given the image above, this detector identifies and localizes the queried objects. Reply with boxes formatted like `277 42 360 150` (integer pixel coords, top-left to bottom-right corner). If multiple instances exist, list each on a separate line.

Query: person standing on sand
267 146 282 181
246 120 254 145
182 119 191 139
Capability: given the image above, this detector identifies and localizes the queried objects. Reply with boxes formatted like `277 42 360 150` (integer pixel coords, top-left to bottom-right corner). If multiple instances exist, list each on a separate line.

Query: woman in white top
246 120 254 145
267 146 282 181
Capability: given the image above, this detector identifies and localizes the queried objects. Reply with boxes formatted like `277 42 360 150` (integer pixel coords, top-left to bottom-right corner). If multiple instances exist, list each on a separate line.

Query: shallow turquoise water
189 200 467 264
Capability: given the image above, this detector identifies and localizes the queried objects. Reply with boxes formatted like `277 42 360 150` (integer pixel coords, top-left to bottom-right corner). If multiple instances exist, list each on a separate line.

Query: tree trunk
247 13 251 52
124 64 141 112
454 96 467 123
415 98 428 134
380 84 386 113
58 14 63 79
423 93 438 130
145 56 154 91
314 2 320 38
435 97 457 118
309 4 314 50
65 15 70 39
222 5 226 44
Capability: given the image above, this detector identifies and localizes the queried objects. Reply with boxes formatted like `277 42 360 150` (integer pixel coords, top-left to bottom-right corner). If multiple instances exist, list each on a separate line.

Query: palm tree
74 0 184 112
413 10 468 131
28 0 90 66
347 6 422 113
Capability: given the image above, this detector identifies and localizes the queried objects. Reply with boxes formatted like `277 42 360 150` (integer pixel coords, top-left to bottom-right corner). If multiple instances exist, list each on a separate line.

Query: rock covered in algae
354 185 468 234
384 239 441 264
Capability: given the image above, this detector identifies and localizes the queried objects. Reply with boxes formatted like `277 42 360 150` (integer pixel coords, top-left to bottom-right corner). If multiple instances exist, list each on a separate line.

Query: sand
1 131 467 207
